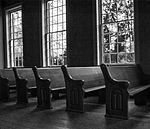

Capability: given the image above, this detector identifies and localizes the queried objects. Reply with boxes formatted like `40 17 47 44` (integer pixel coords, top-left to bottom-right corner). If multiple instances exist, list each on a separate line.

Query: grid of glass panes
9 9 23 67
46 0 66 66
101 0 135 64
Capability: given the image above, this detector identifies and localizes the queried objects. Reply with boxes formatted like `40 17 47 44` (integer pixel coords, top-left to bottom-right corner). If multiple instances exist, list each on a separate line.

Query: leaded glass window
6 8 23 67
45 0 67 66
101 0 135 64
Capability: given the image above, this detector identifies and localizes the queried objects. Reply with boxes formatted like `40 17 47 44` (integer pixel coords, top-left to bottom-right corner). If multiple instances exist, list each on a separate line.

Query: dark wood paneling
138 1 150 72
67 0 97 66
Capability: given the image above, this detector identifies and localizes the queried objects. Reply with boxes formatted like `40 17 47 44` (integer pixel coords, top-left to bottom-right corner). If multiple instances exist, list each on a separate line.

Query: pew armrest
69 78 84 87
110 78 130 90
100 63 129 90
0 76 9 84
36 77 51 88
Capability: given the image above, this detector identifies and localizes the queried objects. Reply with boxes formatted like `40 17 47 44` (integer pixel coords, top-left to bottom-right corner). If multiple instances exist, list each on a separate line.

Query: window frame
5 5 23 68
97 0 137 65
43 0 67 67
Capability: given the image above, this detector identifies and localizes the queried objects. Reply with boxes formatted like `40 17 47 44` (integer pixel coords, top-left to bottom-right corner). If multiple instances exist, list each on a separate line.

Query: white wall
0 0 4 68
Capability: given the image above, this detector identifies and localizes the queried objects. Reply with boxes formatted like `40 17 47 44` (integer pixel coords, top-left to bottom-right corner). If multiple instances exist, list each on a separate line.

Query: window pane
118 53 126 63
104 44 110 53
101 0 135 64
111 54 117 63
46 0 66 66
103 54 110 63
110 43 117 53
8 9 23 67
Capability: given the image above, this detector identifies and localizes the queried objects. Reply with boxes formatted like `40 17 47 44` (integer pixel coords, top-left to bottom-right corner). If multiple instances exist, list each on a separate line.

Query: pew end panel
61 65 105 113
61 65 85 112
100 63 150 120
37 67 66 99
66 79 85 112
32 66 52 109
100 64 130 119
13 67 28 104
17 68 37 97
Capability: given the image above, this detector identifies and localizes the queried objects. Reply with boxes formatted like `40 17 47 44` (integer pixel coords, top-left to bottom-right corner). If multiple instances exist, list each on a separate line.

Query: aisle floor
0 95 150 129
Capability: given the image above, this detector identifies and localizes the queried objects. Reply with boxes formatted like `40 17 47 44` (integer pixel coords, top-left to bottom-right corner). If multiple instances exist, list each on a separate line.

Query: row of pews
0 66 105 110
0 64 150 119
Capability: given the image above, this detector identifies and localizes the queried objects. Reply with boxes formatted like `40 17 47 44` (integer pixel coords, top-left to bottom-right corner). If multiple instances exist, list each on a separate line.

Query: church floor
0 95 150 129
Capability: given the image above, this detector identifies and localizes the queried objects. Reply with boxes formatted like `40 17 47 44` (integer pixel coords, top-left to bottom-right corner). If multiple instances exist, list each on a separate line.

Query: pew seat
32 66 66 109
100 64 150 120
0 68 20 101
61 65 105 113
12 67 65 107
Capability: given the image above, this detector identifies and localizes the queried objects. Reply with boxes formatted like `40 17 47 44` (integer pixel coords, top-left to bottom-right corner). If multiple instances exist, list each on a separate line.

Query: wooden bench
0 70 9 101
32 66 66 109
32 66 51 109
12 66 66 108
0 69 16 90
0 68 17 101
0 68 38 103
36 67 66 98
61 65 105 112
100 64 150 119
12 68 37 96
13 68 29 104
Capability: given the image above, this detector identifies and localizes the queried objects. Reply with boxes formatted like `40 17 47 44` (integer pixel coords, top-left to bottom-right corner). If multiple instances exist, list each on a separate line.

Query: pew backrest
14 67 65 90
106 65 144 90
37 67 65 90
16 68 36 88
1 69 16 86
62 66 105 90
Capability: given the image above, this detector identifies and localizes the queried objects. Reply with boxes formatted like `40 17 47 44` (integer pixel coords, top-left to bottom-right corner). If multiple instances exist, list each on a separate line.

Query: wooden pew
14 68 37 96
12 67 66 108
32 66 52 109
36 67 66 99
100 64 150 119
13 68 28 104
61 65 105 113
0 69 16 91
0 68 37 103
0 68 16 101
31 66 66 108
0 69 9 101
